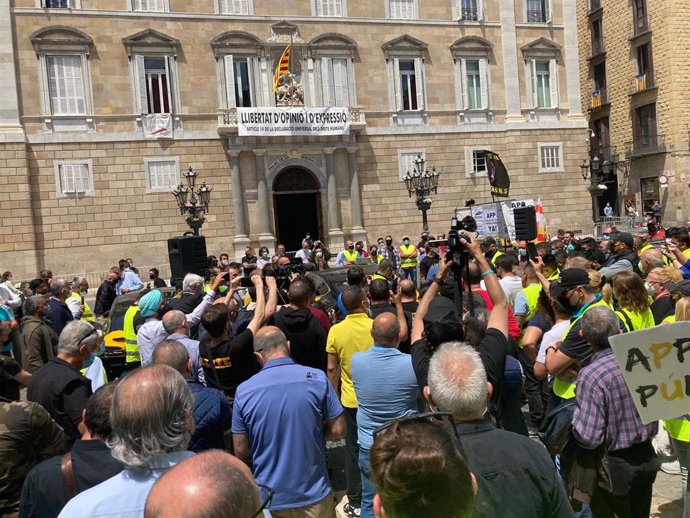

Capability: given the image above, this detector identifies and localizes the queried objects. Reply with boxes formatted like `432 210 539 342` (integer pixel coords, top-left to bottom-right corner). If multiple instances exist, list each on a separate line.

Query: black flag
483 151 510 198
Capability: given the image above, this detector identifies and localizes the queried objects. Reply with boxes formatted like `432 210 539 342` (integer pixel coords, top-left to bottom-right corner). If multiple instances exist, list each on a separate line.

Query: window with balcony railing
526 0 551 22
633 43 653 92
627 103 664 156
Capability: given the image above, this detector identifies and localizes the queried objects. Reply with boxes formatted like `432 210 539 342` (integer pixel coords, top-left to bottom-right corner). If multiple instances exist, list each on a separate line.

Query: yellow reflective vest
490 250 504 265
400 245 418 269
615 308 655 332
67 293 95 322
343 249 358 263
552 298 611 399
520 283 542 324
123 305 140 364
665 418 690 442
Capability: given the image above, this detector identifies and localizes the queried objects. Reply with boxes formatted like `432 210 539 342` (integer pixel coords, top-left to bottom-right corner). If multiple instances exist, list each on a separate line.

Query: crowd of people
0 222 690 518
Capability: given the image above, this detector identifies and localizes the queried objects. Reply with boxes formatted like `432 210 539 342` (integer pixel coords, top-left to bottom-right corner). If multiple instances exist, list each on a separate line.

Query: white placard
237 107 350 136
143 114 173 140
609 322 690 425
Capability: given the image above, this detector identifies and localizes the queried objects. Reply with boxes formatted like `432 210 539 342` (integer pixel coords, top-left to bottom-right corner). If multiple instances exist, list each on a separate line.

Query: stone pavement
652 471 684 518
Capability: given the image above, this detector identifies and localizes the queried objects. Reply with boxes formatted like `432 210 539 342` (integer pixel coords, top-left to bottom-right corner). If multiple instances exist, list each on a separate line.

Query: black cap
611 232 634 248
422 297 463 347
481 237 497 245
558 268 591 289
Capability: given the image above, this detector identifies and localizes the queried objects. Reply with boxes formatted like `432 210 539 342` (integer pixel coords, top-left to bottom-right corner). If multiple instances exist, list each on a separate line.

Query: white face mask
644 282 656 297
316 251 323 258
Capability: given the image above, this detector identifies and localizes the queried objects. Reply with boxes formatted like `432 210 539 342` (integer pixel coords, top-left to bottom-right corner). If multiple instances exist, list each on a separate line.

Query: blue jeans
358 448 376 518
401 267 417 285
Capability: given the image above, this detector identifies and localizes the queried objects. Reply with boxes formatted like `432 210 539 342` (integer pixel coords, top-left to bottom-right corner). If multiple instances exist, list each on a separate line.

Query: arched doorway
273 168 322 251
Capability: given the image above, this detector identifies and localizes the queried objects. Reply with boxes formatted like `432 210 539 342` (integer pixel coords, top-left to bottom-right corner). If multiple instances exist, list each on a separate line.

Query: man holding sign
573 307 658 518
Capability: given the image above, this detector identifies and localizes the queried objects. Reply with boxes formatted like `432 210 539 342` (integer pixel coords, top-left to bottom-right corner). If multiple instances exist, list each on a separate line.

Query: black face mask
385 240 392 246
484 251 494 261
558 291 581 315
149 274 156 280
348 246 354 251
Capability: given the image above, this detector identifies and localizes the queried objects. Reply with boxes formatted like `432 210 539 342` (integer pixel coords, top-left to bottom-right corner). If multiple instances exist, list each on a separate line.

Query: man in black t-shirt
368 280 413 354
199 275 265 403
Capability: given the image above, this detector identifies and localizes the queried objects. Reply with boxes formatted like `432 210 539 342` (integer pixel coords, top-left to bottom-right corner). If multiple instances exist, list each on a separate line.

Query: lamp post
172 166 212 236
580 149 629 222
402 154 440 232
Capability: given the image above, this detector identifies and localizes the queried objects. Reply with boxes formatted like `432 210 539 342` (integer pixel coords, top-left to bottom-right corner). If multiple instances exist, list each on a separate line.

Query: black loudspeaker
514 206 538 241
168 235 208 279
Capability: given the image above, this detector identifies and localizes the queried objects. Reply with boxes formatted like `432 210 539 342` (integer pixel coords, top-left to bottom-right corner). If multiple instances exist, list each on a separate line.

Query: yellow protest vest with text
123 305 140 363
400 245 418 269
552 298 610 399
67 293 95 322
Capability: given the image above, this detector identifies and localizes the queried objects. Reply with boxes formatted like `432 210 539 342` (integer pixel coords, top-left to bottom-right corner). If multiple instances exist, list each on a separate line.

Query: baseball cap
402 235 410 241
558 268 591 289
481 237 497 245
422 297 463 347
611 232 634 248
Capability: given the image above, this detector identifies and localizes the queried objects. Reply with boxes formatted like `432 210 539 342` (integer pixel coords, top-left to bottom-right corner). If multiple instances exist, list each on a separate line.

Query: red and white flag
536 196 547 242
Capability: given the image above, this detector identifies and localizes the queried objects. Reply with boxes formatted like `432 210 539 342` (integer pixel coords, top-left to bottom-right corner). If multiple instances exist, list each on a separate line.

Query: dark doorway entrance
273 168 322 252
596 174 619 217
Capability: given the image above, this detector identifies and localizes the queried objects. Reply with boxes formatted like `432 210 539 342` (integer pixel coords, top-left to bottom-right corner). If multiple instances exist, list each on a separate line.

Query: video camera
427 215 478 272
264 257 305 290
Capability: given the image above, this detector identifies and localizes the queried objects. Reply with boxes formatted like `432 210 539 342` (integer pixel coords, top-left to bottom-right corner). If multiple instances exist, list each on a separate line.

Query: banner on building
142 114 173 140
483 151 511 198
609 322 690 424
237 107 350 137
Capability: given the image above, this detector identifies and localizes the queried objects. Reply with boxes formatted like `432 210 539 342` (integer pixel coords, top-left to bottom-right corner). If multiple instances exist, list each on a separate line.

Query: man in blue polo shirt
233 326 345 517
351 312 419 518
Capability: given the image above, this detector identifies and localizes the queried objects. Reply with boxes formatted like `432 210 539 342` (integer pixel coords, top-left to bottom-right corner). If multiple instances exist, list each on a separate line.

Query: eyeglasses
373 412 461 442
253 484 274 517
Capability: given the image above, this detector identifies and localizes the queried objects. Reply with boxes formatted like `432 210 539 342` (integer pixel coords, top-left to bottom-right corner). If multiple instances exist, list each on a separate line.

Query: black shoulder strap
618 309 634 332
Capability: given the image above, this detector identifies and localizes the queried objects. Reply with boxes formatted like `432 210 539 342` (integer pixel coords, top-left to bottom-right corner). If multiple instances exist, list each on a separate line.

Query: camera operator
410 232 512 423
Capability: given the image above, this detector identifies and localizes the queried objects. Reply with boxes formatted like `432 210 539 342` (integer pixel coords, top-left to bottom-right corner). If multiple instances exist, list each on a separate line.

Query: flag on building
484 151 510 198
273 44 291 93
636 73 647 92
536 196 548 242
591 89 601 109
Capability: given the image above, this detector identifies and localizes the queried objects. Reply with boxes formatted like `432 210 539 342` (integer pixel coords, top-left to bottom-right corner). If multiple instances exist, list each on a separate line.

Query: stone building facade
1 0 591 279
578 0 690 222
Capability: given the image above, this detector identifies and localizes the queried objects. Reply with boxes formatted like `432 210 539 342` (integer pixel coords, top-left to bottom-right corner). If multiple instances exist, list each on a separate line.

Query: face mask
262 252 269 259
403 240 410 245
518 249 527 257
386 240 392 246
348 246 354 251
79 290 88 297
558 291 582 315
484 251 494 261
316 251 323 258
644 282 656 297
638 261 646 275
149 274 156 280
602 234 610 240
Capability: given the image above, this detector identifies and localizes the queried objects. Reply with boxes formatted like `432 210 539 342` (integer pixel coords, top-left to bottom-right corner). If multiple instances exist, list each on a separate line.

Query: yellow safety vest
343 249 358 263
552 298 610 399
615 308 655 332
400 245 418 269
664 418 690 442
520 283 542 323
67 293 95 322
123 305 140 363
548 270 561 282
663 315 676 324
490 250 504 264
372 273 389 283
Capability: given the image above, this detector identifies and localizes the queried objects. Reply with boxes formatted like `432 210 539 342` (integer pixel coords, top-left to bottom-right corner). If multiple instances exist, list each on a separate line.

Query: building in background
578 0 690 222
0 0 591 279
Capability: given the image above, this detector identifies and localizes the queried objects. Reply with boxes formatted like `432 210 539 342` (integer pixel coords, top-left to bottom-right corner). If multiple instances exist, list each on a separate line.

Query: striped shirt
573 348 657 452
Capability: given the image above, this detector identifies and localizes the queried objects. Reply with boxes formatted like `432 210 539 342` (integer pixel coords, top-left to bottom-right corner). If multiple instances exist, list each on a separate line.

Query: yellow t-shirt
684 249 690 260
326 313 374 408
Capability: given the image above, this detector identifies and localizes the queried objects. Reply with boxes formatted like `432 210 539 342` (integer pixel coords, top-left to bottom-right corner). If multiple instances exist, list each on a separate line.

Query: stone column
254 149 275 249
347 146 368 244
563 0 585 120
229 150 250 247
499 0 523 122
324 147 343 245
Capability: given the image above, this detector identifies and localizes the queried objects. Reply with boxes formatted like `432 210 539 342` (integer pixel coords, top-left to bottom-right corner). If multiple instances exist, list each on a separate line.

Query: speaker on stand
514 206 538 241
167 235 209 286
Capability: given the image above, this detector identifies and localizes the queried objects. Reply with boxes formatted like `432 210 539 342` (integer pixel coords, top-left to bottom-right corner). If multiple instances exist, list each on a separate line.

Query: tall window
633 0 647 30
399 61 419 111
635 43 652 88
223 55 257 108
132 0 166 11
314 0 344 16
635 103 656 144
219 0 250 14
526 0 550 22
591 18 604 55
526 59 558 109
143 57 172 114
535 62 551 108
55 162 94 197
389 0 416 19
320 58 350 106
46 55 87 115
459 0 481 21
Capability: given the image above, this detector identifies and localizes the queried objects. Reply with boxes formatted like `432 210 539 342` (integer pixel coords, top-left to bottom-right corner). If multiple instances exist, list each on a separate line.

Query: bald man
350 312 419 518
232 326 344 517
639 248 666 275
160 309 204 384
144 451 261 518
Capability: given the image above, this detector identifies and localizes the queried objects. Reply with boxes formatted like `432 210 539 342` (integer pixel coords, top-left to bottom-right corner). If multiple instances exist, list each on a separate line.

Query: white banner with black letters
237 107 350 137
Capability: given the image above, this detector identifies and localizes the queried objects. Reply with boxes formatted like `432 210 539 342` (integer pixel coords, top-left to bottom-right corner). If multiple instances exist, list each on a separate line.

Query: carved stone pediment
122 29 180 56
269 20 303 43
210 31 263 57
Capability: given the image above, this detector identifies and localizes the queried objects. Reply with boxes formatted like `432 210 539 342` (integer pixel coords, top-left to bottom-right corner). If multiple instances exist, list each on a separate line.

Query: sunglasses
253 484 274 517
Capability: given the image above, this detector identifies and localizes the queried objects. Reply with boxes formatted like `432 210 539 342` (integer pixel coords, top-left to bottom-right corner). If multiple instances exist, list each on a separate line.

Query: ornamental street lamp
402 154 440 232
172 166 212 236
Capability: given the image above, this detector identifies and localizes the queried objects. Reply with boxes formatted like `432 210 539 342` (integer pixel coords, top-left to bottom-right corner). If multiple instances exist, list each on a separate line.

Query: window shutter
477 0 484 20
223 55 236 108
60 165 76 193
333 58 349 106
464 148 473 175
79 164 90 194
549 59 559 108
163 56 174 114
246 57 256 107
393 58 401 111
460 58 468 110
134 55 147 114
414 57 424 110
479 58 488 109
321 57 333 106
527 59 538 108
546 0 552 22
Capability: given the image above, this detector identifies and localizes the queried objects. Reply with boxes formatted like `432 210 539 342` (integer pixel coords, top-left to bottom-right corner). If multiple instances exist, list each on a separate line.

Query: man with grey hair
152 340 231 452
21 295 58 373
169 273 206 337
47 279 74 336
425 342 571 518
233 326 345 516
28 320 99 446
58 364 195 518
571 306 658 518
143 309 204 384
351 312 418 518
638 247 666 275
66 276 94 322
